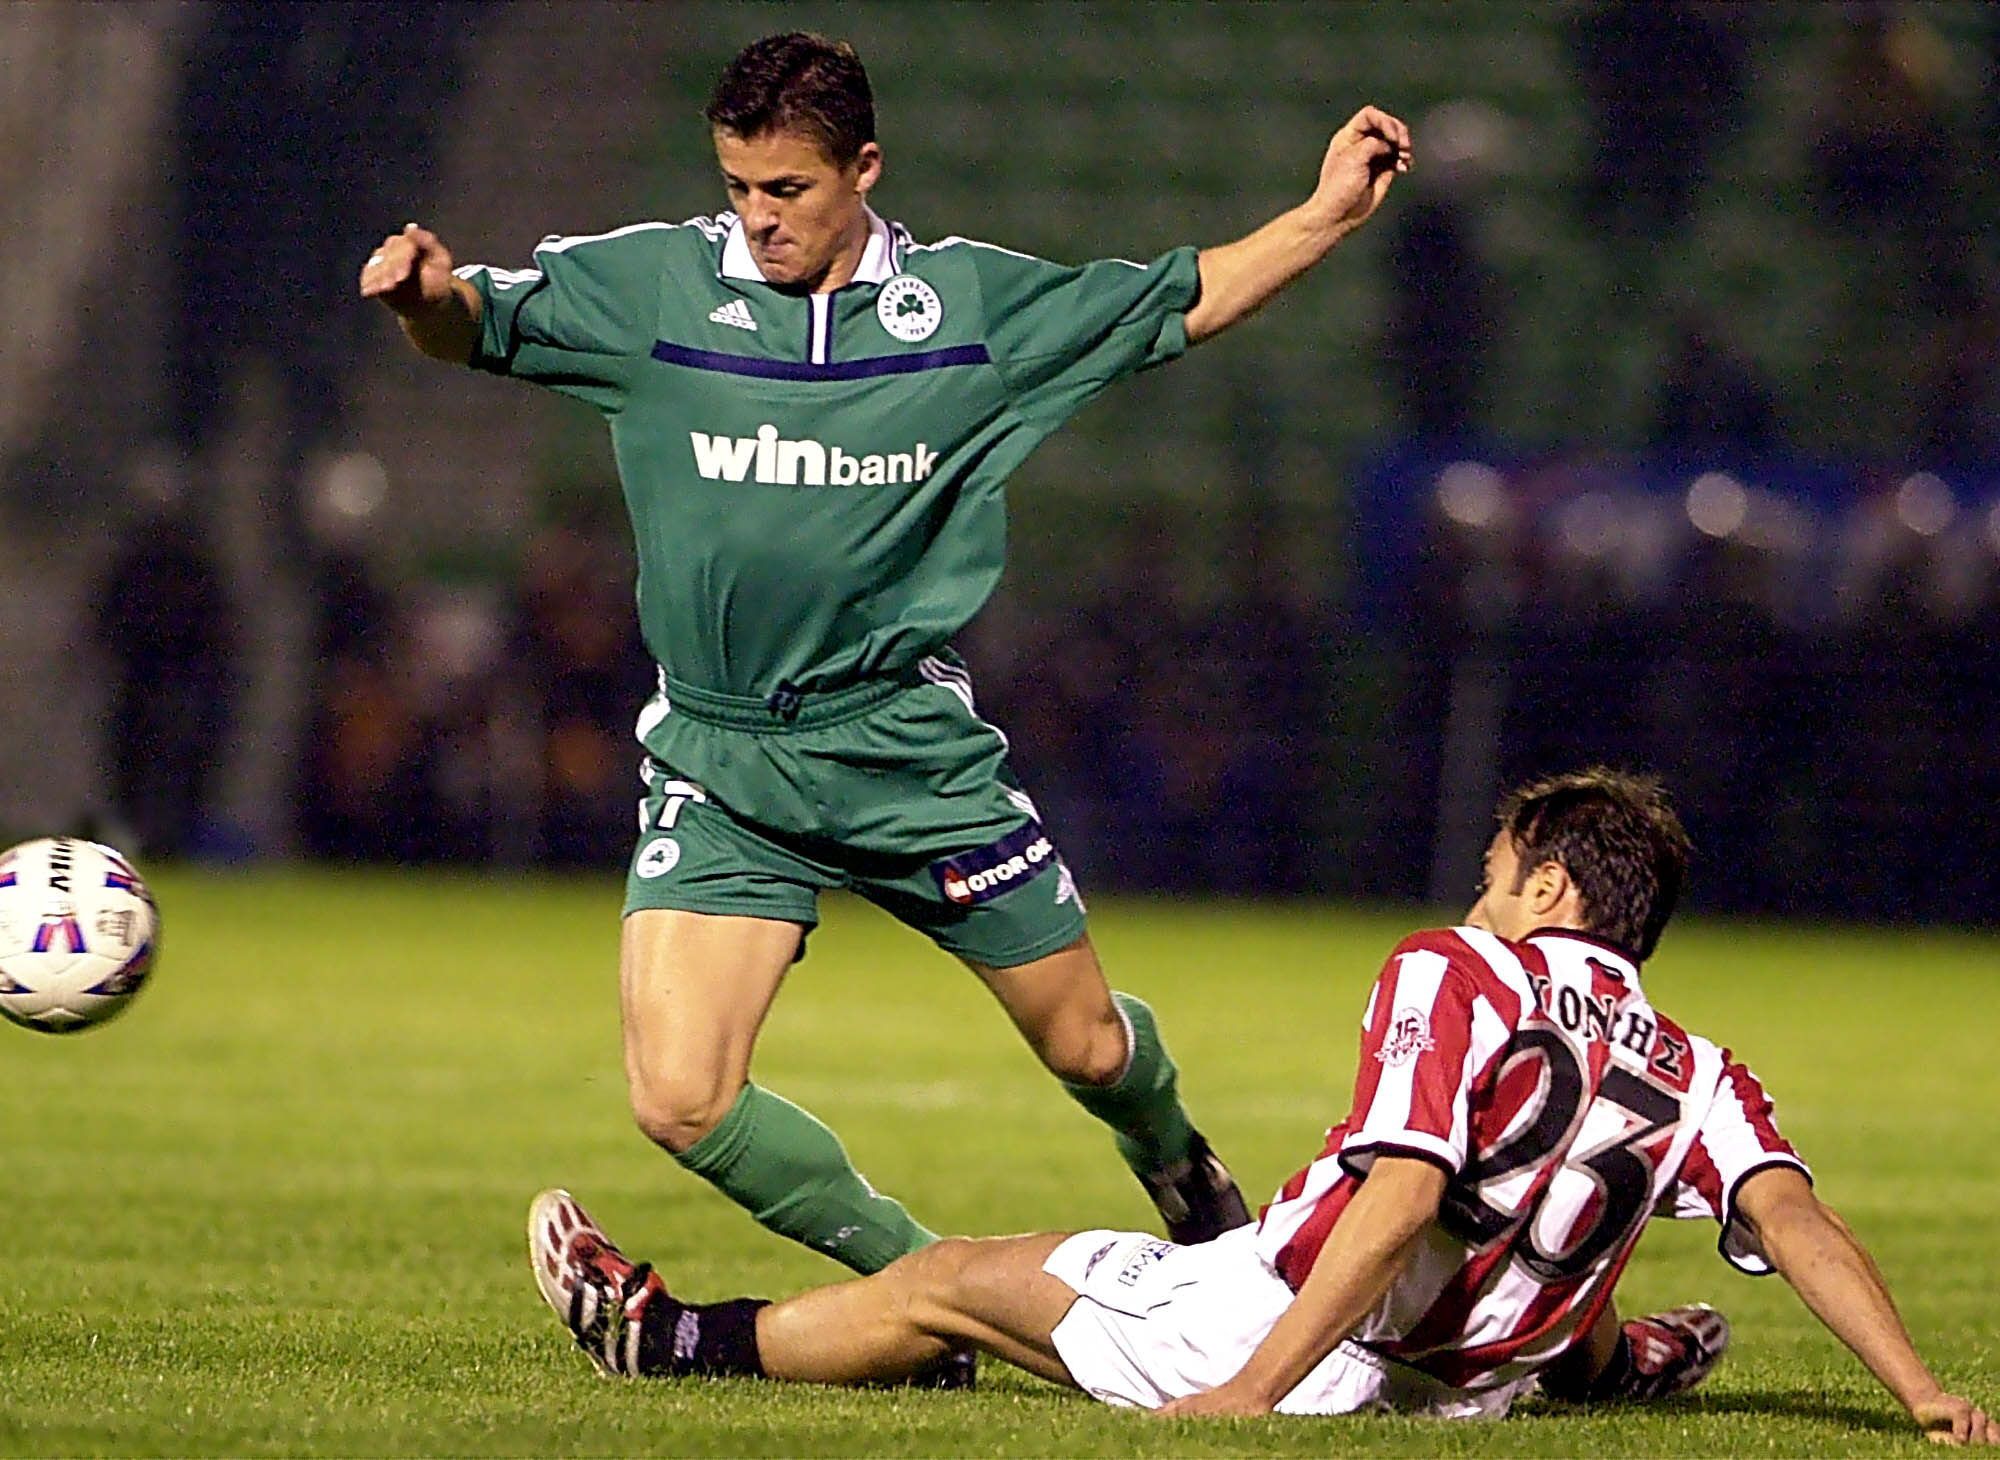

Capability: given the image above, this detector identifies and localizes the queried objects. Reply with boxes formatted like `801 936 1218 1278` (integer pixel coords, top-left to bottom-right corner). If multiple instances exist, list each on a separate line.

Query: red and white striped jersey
1254 925 1808 1394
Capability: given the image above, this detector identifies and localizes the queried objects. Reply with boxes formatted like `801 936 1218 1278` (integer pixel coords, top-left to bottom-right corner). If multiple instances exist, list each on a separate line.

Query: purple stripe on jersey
651 340 989 380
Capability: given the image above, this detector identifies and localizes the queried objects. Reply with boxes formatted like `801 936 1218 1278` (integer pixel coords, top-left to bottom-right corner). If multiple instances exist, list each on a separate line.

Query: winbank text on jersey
689 426 939 486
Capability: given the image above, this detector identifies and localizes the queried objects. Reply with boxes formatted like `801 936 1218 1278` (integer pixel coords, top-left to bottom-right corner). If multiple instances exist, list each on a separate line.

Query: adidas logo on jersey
707 299 757 331
689 425 938 487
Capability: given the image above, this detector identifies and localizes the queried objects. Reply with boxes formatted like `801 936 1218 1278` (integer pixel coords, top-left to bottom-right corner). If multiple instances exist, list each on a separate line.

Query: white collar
719 207 898 287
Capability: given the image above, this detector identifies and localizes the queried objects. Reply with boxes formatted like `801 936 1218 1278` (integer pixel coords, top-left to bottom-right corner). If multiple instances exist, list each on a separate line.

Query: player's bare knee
898 1237 984 1332
1043 1010 1130 1087
627 1068 740 1153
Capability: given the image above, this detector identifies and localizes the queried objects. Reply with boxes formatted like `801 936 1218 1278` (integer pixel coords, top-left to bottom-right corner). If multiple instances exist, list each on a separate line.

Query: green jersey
458 209 1197 711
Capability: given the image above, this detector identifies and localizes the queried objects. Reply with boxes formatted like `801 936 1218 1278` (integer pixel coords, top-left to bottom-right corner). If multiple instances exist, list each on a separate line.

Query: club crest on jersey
877 275 942 342
1376 1007 1436 1067
931 821 1057 906
635 837 681 880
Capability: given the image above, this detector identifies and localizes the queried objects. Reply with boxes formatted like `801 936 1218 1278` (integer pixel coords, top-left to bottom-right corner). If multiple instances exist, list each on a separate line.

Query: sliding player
527 769 1996 1446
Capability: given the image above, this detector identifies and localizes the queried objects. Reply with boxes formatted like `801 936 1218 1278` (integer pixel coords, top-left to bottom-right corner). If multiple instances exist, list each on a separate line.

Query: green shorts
621 655 1088 969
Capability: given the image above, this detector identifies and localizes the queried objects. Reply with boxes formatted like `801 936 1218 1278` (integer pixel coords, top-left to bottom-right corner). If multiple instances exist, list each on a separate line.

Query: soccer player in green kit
362 33 1409 1300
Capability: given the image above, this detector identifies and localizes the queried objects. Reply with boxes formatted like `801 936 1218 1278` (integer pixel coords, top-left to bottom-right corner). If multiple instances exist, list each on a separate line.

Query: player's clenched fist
359 222 481 363
358 222 458 314
1307 104 1412 237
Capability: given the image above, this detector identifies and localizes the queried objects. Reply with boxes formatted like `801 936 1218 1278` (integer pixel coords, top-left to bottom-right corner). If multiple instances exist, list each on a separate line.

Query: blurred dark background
4 1 1997 925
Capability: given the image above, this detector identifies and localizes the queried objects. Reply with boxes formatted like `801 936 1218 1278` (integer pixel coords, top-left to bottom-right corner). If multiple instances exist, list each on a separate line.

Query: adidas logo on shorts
708 299 757 332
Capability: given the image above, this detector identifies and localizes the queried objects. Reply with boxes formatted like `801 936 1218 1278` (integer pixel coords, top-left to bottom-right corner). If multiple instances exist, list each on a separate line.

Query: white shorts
1041 1226 1525 1418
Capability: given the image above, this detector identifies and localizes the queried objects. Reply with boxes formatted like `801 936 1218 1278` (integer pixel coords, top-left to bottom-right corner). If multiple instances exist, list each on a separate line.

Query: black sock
1587 1332 1636 1400
1541 1331 1633 1403
634 1296 770 1379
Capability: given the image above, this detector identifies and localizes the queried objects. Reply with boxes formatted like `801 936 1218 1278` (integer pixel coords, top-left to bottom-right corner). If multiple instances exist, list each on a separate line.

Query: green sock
1062 992 1198 1176
672 1083 937 1275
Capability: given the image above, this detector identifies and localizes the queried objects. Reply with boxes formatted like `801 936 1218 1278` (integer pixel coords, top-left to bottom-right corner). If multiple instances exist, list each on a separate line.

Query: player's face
714 127 880 291
1468 833 1539 942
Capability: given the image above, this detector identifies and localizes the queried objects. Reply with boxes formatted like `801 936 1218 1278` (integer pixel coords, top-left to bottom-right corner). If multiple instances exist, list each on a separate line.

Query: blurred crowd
76 1 2000 925
96 492 652 869
296 516 650 868
1357 0 2000 921
1387 1 2000 463
97 446 2000 928
1367 457 2000 923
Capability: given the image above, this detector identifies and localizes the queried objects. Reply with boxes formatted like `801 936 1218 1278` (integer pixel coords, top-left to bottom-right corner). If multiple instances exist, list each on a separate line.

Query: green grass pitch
3 868 1995 1456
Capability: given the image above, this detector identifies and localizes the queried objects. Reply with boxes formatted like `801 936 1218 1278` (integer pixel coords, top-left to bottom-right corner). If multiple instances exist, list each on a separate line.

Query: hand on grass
1914 1394 2000 1445
1155 1380 1274 1419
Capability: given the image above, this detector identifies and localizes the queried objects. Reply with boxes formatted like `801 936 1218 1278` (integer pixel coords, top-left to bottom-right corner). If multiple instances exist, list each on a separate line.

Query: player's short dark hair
1497 768 1691 960
705 32 875 165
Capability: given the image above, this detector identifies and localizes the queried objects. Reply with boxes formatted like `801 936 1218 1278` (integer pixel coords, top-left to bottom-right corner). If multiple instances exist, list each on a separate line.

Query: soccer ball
0 837 158 1033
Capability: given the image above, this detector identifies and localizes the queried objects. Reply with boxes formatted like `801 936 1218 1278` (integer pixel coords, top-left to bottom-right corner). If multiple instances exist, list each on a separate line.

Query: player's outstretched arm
1156 1155 1444 1418
358 222 483 364
1182 105 1410 346
1738 1167 1999 1446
